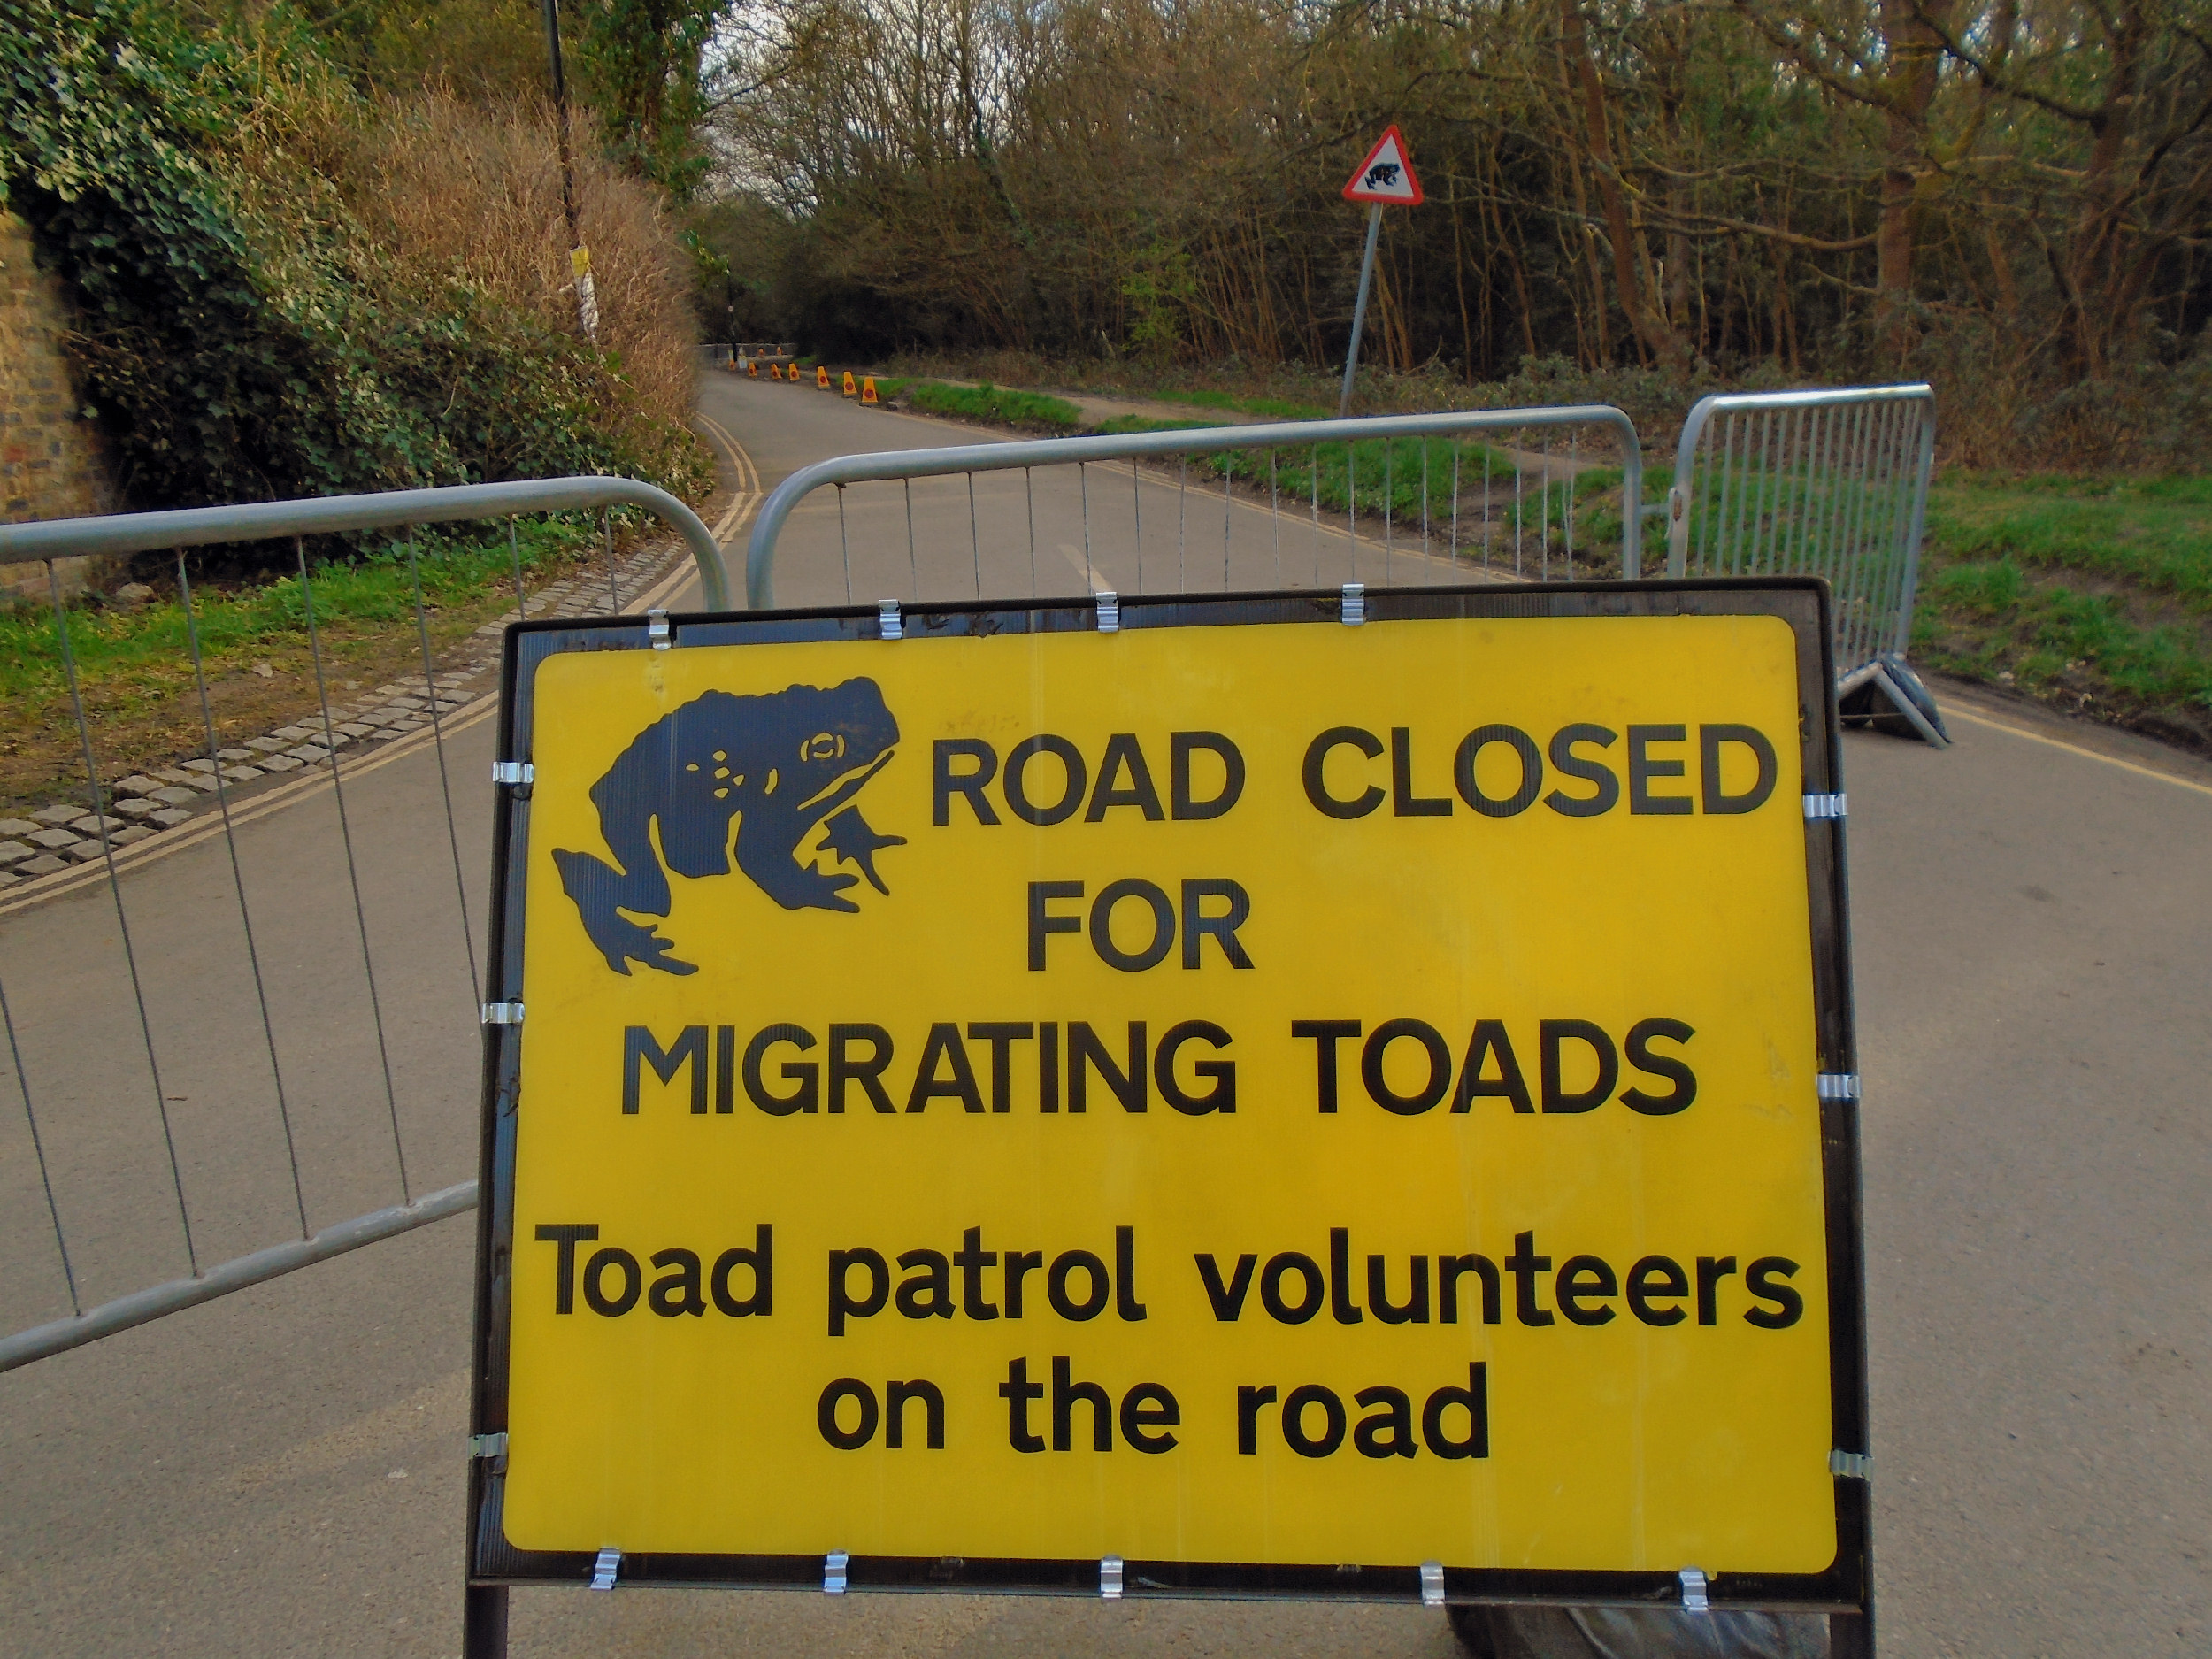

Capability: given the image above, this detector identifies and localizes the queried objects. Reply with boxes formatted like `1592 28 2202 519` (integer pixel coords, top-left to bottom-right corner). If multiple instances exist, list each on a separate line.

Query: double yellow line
696 409 764 553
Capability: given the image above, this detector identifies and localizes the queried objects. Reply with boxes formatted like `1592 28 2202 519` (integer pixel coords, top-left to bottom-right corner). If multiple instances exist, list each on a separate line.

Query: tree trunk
1655 12 1694 346
1562 0 1689 374
2062 2 2147 375
1874 0 1944 361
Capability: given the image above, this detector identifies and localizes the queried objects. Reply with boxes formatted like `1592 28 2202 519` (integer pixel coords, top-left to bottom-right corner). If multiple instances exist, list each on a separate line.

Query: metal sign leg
464 1584 510 1658
1339 202 1384 419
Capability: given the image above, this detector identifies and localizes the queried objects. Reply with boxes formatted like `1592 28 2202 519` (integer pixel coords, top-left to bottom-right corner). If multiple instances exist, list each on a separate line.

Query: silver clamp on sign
824 1549 849 1594
1100 1555 1125 1600
589 1547 621 1591
878 600 902 641
1097 590 1121 634
1341 582 1366 625
1419 1561 1445 1607
1679 1566 1709 1613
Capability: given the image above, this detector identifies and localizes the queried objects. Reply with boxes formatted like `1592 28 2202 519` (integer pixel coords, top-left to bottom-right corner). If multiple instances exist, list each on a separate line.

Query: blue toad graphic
552 680 903 976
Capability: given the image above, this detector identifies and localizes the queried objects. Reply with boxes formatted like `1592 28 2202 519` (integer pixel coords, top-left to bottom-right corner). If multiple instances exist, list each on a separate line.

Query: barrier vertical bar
0 964 76 1312
1310 446 1320 585
903 480 918 598
177 552 308 1240
47 561 196 1272
405 534 482 1010
602 510 618 613
1080 463 1094 592
837 485 853 603
1384 438 1394 586
1449 448 1461 565
1540 437 1551 581
1755 411 1779 573
1483 447 1492 570
295 540 411 1205
1132 464 1144 594
1420 443 1431 569
1270 449 1282 585
506 518 526 614
1179 458 1189 589
1895 398 1937 655
1221 454 1232 589
1347 442 1358 580
967 473 982 601
1565 433 1577 574
1514 437 1524 576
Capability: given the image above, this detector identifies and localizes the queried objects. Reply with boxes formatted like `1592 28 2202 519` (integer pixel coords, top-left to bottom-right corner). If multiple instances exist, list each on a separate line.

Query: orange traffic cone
815 364 831 389
748 359 758 378
841 371 857 397
860 377 879 406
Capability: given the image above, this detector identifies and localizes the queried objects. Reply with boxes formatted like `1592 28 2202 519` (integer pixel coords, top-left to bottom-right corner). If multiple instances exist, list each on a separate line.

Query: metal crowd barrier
0 478 727 1371
743 407 1647 609
1666 383 1946 743
0 390 1943 1371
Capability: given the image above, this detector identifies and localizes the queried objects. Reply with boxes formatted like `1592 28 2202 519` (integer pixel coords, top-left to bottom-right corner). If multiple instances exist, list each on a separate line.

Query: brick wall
0 207 121 603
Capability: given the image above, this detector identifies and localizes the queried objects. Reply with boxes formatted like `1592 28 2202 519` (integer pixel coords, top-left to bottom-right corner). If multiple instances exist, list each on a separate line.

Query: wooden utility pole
541 0 599 342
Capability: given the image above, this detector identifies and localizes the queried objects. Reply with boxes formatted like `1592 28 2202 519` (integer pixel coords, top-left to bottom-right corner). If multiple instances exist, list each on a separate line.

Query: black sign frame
465 579 1871 1653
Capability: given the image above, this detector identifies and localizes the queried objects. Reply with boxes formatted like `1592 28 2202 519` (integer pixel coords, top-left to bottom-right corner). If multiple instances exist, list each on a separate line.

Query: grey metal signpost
1338 204 1385 419
1336 126 1425 419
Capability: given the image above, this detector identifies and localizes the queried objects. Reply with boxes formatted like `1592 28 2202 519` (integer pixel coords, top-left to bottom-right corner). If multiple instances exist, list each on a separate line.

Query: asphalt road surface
0 376 2205 1655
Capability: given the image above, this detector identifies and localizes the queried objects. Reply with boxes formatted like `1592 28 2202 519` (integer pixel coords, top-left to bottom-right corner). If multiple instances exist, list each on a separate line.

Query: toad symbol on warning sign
552 681 904 976
1342 127 1424 205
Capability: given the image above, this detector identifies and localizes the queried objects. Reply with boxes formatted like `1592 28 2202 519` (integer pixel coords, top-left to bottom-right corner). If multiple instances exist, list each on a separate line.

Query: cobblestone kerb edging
0 535 691 894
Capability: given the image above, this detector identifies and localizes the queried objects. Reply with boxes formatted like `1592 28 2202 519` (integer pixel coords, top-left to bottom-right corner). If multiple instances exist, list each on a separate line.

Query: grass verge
1923 472 2212 610
887 380 1085 433
1911 471 2212 748
1143 388 1334 422
0 517 614 811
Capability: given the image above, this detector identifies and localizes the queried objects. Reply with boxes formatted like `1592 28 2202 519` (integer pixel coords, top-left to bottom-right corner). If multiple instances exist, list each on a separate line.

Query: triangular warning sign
1342 127 1424 205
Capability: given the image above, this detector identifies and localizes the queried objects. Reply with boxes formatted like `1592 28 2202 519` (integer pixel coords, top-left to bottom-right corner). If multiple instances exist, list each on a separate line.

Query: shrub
0 0 708 548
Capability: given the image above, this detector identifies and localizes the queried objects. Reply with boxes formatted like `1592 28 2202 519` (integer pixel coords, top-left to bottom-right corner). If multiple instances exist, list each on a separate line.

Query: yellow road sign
472 586 1867 1609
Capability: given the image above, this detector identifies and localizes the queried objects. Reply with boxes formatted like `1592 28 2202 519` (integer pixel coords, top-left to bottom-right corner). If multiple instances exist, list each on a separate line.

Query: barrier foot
1840 654 1949 748
464 1584 510 1658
